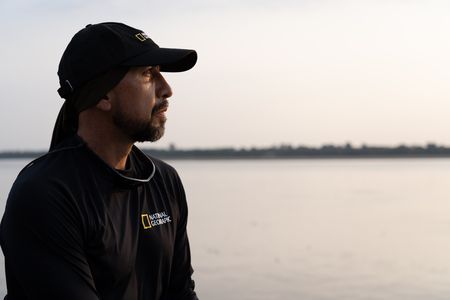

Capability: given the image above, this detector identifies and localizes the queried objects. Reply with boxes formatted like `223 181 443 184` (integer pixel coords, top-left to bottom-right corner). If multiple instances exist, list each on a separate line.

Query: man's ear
96 95 112 111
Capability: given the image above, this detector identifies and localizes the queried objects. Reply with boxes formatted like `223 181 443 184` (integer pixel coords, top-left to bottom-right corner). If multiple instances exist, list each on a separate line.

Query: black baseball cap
57 22 197 98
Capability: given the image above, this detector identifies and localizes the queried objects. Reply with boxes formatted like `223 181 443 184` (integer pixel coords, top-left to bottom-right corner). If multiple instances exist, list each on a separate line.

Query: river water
1 158 450 299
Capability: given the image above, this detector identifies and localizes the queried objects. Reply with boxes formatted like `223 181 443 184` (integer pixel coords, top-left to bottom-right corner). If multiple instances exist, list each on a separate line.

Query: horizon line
0 141 448 153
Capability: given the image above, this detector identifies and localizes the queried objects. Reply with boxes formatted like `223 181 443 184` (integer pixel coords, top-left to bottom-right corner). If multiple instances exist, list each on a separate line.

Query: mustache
152 99 169 115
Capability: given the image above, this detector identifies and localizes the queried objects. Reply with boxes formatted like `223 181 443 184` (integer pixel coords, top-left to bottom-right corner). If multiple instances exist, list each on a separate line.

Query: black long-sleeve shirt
0 135 198 300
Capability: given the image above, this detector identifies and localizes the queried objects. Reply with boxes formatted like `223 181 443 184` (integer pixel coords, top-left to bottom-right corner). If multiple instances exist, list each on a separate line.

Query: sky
1 0 450 150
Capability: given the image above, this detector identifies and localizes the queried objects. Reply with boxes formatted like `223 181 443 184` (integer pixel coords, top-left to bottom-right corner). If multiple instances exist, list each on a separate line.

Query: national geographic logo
141 211 172 229
135 32 150 42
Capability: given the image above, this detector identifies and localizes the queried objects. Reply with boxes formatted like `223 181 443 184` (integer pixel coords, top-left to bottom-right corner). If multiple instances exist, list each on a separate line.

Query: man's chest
84 184 179 286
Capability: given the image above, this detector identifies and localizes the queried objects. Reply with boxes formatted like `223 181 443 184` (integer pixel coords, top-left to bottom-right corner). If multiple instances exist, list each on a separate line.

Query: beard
112 99 168 143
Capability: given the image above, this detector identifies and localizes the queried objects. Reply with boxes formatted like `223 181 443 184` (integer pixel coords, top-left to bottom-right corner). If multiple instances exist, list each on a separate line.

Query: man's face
109 66 173 142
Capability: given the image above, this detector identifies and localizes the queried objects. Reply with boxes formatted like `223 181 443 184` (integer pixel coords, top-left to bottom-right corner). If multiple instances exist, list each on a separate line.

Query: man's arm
0 179 99 300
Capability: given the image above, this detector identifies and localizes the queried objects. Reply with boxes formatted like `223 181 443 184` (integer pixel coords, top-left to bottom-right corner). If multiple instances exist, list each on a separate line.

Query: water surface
1 158 450 299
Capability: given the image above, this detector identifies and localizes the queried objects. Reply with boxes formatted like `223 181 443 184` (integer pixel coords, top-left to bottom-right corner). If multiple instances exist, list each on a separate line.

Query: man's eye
143 66 160 80
143 68 154 78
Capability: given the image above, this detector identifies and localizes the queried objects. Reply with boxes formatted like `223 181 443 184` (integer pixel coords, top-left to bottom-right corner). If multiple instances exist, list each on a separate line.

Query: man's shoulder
6 141 103 219
138 152 184 188
18 144 83 182
11 139 95 202
148 154 177 174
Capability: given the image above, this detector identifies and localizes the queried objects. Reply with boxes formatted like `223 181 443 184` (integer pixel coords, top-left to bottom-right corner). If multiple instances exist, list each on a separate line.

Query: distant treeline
2 143 450 159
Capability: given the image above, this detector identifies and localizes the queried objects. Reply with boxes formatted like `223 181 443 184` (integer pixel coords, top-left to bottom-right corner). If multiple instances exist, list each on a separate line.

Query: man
0 22 198 300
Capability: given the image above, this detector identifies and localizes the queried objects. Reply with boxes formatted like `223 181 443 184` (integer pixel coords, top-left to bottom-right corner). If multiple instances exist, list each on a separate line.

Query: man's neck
77 126 133 171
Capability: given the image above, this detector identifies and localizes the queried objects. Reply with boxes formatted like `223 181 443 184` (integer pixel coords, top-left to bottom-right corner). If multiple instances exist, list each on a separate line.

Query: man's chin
134 126 165 143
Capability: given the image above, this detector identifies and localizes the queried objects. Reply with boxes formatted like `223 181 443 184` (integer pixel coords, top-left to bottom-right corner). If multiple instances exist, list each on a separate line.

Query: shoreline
3 149 450 160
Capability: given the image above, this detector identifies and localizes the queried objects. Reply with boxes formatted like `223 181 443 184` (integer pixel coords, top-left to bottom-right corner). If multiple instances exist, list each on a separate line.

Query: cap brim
121 48 197 72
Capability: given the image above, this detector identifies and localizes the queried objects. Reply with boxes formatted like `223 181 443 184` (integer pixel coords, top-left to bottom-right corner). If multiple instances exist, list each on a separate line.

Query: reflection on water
2 158 450 299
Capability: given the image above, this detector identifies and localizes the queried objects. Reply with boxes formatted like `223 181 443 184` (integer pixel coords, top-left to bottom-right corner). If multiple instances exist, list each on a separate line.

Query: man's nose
157 74 173 99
